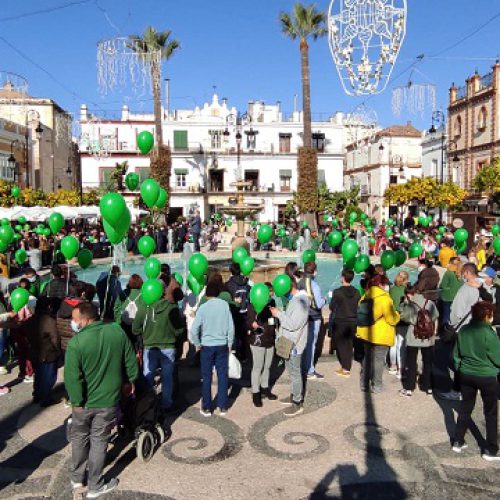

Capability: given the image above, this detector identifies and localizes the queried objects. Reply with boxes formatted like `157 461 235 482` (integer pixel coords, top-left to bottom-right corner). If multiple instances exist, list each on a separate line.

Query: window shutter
173 130 188 150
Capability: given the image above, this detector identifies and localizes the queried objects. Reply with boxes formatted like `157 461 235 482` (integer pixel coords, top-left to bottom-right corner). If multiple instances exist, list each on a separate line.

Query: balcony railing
456 85 467 100
479 71 493 91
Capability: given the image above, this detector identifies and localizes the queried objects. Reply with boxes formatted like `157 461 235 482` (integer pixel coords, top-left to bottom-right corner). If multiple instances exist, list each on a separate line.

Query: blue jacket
190 297 235 347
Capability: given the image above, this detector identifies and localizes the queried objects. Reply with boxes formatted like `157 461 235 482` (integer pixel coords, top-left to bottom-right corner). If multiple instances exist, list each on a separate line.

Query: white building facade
344 124 423 222
79 95 346 222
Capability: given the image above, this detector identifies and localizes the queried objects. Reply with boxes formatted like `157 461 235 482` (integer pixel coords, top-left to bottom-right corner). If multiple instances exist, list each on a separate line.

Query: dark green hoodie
64 321 138 408
132 299 185 349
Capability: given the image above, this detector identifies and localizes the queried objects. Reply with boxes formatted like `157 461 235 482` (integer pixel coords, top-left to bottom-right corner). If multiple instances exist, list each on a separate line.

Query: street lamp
8 140 20 181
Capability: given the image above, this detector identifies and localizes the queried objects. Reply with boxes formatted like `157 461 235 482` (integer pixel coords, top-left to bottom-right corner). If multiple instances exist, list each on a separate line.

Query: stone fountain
209 180 285 283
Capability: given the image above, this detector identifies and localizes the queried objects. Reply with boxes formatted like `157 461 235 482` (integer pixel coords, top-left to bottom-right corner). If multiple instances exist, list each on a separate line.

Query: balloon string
66 260 70 296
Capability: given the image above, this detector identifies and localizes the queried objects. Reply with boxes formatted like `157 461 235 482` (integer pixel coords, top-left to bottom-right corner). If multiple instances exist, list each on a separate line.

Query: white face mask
71 320 81 333
28 276 36 283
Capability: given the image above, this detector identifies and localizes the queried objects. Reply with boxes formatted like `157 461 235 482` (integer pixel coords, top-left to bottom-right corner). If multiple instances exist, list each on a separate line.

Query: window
246 131 257 149
390 174 398 185
432 159 438 177
209 130 223 149
477 107 487 131
173 130 188 150
279 133 291 153
99 167 114 187
135 167 151 183
312 133 325 152
279 170 292 192
454 117 462 138
244 170 259 190
176 173 187 188
318 169 326 187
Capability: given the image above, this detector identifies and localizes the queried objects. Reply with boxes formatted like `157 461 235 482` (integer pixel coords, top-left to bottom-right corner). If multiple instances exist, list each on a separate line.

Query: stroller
65 382 165 464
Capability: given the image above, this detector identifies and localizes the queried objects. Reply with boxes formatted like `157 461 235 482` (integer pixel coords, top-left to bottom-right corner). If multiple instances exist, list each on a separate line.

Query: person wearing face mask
24 268 41 297
452 301 500 461
65 302 138 497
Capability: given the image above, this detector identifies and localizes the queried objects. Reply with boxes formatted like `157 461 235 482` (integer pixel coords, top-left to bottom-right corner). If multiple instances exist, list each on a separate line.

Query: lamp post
429 110 446 222
7 140 20 183
223 112 250 182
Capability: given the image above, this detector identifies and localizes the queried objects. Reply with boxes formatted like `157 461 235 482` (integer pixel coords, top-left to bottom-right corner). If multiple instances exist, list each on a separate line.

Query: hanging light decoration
328 0 407 96
391 70 436 117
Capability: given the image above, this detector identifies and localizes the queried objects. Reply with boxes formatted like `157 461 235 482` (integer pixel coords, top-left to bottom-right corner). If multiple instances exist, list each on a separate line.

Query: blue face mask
285 292 293 300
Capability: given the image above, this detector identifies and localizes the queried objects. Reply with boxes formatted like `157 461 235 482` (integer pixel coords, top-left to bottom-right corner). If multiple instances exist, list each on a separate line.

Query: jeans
440 301 452 327
70 407 116 491
333 321 356 371
0 328 7 367
250 345 274 393
389 333 406 371
404 346 434 391
200 345 229 411
192 233 201 252
454 373 498 454
33 361 58 404
360 343 388 391
285 352 303 404
302 319 321 375
143 347 176 409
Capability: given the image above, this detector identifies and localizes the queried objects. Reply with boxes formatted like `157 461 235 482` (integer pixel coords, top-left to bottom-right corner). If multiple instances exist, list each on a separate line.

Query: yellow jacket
477 249 486 270
356 286 400 347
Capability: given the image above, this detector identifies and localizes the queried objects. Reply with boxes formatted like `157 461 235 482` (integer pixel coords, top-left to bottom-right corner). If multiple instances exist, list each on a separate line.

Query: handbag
441 311 471 343
275 335 295 360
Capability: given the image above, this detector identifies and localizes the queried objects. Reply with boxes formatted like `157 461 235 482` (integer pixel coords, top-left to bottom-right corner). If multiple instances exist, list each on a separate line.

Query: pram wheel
136 430 155 462
155 423 165 444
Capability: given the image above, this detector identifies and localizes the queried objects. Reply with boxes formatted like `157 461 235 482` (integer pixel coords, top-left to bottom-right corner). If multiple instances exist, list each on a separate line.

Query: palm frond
281 3 326 41
279 12 297 39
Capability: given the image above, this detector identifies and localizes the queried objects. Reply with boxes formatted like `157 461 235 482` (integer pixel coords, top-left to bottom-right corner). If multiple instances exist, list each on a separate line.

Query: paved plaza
0 344 498 500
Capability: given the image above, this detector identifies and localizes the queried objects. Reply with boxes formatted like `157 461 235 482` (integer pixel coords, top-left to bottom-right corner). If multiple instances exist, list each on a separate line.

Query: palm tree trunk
151 60 163 148
300 37 312 148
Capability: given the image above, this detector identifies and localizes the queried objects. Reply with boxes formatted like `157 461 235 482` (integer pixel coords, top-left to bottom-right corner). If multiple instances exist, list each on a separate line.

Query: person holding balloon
189 210 202 252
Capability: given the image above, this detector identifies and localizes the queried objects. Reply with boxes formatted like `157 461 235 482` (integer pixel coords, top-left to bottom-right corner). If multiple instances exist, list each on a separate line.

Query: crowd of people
0 216 499 496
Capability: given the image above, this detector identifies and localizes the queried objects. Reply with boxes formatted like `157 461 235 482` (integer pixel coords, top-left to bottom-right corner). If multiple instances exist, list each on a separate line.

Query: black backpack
357 297 375 327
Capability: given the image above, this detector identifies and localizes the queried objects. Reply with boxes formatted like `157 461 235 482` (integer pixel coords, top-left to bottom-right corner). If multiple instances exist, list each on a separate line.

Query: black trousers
333 321 357 371
404 345 434 391
454 373 498 454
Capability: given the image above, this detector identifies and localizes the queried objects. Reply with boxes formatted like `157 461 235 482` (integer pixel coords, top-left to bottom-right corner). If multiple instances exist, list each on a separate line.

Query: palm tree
128 27 180 194
280 3 326 224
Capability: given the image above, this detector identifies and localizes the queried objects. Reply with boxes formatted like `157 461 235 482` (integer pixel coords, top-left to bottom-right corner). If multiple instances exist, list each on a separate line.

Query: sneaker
252 392 263 408
71 480 84 490
23 376 34 384
399 389 412 397
283 402 304 417
218 408 228 416
86 478 118 498
388 367 398 375
335 368 350 377
425 389 433 396
279 396 293 406
307 372 324 380
452 442 468 453
0 386 9 396
439 390 462 401
0 366 8 375
261 388 278 400
482 450 500 461
199 408 211 417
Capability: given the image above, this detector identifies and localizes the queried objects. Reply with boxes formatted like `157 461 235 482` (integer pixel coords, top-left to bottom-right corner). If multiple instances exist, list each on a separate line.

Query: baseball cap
479 266 496 279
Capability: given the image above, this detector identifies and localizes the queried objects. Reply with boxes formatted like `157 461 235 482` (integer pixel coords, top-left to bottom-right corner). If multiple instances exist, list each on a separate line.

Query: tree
129 27 180 199
280 3 326 223
318 184 360 215
471 157 500 197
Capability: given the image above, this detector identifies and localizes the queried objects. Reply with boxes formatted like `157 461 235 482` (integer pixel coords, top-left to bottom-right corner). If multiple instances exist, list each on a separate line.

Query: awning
279 169 292 178
174 168 188 175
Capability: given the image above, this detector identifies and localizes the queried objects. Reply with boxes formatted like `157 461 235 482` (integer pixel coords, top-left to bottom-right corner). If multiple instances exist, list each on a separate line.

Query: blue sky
0 0 498 130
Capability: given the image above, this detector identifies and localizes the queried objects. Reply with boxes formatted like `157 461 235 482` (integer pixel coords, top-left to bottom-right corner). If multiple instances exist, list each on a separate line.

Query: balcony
479 71 493 91
360 185 370 196
456 85 467 101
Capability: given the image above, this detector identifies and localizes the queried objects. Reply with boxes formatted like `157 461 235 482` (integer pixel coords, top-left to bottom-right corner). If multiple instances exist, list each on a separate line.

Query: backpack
357 297 375 327
121 294 140 325
413 300 435 339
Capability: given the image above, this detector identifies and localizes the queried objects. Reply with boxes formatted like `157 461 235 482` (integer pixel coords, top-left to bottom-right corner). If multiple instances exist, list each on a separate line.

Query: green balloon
409 243 423 259
272 274 292 298
380 250 396 270
277 228 286 238
232 247 248 265
23 224 30 231
114 208 131 236
11 186 20 198
344 256 356 270
436 234 443 242
493 237 500 255
226 219 233 227
13 233 21 242
61 235 79 260
48 212 65 234
154 188 168 209
141 179 160 209
188 252 208 281
341 239 359 262
360 213 367 220
125 172 140 191
137 130 154 155
173 272 184 287
14 224 22 232
323 214 330 222
240 256 255 277
341 229 348 236
0 240 8 252
14 248 27 265
455 241 467 254
302 221 309 229
42 228 51 237
103 220 125 245
187 273 205 295
257 224 273 245
302 249 316 264
354 254 370 273
141 279 164 305
394 249 407 267
18 216 26 224
399 235 406 243
138 236 156 258
349 212 358 222
99 193 127 228
328 230 342 247
369 237 376 246
491 224 500 237
77 248 93 269
331 218 339 227
250 283 270 314
454 228 468 244
0 225 14 244
10 287 29 312
144 257 161 279
1 218 9 226
438 226 446 235
386 228 393 238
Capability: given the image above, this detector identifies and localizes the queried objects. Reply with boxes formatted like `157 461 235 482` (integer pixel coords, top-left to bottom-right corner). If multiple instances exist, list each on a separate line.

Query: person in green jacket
452 301 500 461
132 278 186 412
439 257 463 326
65 302 138 497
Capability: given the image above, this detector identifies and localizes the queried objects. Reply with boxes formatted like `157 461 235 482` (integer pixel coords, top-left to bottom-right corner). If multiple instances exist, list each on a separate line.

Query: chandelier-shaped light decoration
392 81 436 117
328 0 407 96
97 37 161 96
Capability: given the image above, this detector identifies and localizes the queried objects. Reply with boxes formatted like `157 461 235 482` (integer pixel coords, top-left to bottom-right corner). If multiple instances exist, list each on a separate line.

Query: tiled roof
378 124 422 138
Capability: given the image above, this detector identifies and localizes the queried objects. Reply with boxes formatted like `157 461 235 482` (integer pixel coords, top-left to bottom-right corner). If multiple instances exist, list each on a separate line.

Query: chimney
122 105 129 121
80 105 88 122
